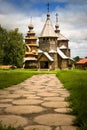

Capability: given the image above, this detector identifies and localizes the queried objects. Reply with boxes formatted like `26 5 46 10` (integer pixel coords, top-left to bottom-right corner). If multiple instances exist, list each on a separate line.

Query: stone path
0 74 77 130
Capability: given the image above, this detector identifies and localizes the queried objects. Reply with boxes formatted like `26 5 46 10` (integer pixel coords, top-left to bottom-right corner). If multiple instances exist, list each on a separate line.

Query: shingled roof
57 48 68 59
59 45 67 49
57 32 68 41
38 52 54 62
39 14 57 38
77 58 87 64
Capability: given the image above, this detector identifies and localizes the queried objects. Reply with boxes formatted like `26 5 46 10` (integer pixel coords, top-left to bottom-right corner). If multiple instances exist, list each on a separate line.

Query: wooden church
24 9 72 70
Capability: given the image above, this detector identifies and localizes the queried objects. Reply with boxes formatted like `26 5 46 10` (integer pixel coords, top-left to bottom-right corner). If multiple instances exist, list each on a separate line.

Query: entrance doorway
40 61 48 69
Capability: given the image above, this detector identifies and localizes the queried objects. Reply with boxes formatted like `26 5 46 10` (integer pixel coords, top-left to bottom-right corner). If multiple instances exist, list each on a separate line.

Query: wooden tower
24 18 38 68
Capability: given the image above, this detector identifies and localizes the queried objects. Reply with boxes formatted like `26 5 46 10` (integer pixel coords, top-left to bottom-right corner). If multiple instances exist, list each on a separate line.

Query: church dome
28 24 34 30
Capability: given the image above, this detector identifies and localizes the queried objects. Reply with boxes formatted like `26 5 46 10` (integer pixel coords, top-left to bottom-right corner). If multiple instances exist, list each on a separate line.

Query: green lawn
56 70 87 130
0 69 56 89
0 69 34 89
0 69 87 130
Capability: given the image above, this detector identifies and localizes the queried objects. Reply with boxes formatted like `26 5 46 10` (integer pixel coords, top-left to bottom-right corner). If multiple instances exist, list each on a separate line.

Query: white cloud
53 3 87 57
0 1 18 14
0 0 87 58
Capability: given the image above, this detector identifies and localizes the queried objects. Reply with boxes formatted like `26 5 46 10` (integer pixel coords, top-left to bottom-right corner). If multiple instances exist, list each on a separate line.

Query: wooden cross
56 13 58 23
30 16 32 24
47 3 50 13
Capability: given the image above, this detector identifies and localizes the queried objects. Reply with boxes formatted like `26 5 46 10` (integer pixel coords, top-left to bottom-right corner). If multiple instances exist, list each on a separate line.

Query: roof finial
56 13 58 24
55 13 60 33
47 3 50 20
47 3 50 13
28 16 34 30
30 16 32 24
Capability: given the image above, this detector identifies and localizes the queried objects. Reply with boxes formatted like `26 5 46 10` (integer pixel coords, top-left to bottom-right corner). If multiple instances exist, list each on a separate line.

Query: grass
0 69 56 89
0 69 34 89
56 70 87 130
0 123 23 130
0 123 39 130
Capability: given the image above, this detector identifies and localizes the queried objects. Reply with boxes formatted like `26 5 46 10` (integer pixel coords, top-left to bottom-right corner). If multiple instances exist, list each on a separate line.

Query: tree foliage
73 56 80 62
0 25 8 64
0 26 25 67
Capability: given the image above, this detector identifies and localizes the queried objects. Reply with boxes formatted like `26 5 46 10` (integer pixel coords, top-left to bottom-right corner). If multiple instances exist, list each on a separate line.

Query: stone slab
42 101 68 108
37 92 58 97
0 99 13 103
14 90 32 94
24 125 51 130
0 115 28 127
4 86 21 91
27 96 41 99
55 126 77 130
0 90 9 95
34 114 75 126
0 108 3 114
5 105 45 114
0 95 10 99
5 94 21 99
60 94 70 98
23 94 37 98
12 99 43 105
0 104 12 108
43 97 65 101
54 108 71 113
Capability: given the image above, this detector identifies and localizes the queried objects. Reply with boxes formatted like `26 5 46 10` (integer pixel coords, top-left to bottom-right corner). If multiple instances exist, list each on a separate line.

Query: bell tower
24 18 38 68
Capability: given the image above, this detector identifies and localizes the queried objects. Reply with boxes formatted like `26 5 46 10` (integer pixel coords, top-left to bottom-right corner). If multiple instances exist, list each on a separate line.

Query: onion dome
28 23 34 30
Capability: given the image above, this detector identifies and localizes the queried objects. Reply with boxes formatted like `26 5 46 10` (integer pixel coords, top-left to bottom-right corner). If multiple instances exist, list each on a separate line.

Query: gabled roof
38 49 43 53
38 52 54 62
26 44 31 51
28 44 38 47
39 14 57 38
59 45 67 49
57 48 68 59
24 57 37 62
44 52 54 61
57 32 68 41
49 49 56 53
77 58 87 64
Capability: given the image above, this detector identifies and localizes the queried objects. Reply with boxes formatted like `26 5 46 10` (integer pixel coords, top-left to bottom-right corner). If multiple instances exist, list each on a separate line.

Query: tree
0 26 25 67
3 28 25 67
73 56 80 62
0 25 8 64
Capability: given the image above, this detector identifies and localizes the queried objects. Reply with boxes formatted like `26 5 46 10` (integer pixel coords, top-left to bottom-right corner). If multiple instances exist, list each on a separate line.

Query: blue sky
0 0 87 58
0 0 68 15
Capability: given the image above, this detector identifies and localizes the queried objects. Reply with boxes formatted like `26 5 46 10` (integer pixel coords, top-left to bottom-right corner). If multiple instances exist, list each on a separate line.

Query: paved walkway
0 74 77 130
